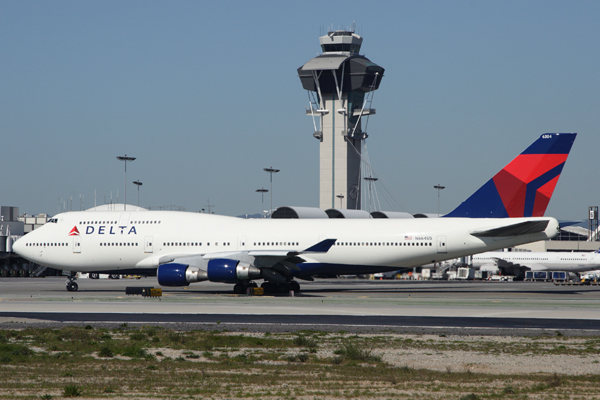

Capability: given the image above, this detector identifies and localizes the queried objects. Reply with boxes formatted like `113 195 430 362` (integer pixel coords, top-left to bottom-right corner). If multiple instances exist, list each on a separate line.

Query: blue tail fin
444 133 576 218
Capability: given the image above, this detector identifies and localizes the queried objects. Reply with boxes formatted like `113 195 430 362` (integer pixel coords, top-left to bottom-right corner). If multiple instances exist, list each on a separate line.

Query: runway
2 277 600 334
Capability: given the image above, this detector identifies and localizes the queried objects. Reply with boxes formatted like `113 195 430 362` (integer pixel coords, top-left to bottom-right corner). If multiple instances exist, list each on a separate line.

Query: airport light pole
133 180 143 206
434 184 445 217
263 167 280 217
336 194 344 209
116 155 136 211
256 188 268 218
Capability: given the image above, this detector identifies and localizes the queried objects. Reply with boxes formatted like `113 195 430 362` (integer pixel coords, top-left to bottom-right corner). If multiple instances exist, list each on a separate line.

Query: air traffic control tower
298 30 384 210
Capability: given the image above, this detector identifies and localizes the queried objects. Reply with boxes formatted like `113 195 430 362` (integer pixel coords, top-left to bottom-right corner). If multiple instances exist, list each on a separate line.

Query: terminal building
0 206 61 277
0 206 28 276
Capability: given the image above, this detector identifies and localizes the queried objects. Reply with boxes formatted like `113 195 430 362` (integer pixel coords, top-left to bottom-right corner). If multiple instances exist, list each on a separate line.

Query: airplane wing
139 238 337 271
488 257 545 274
490 257 519 269
156 238 337 283
214 238 337 280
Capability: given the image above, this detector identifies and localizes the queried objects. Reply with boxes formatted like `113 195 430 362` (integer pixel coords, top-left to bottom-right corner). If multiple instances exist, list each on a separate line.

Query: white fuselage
472 251 600 273
13 210 559 276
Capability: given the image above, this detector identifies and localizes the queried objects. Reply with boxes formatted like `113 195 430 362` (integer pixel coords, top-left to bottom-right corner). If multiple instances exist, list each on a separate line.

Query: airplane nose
12 237 24 256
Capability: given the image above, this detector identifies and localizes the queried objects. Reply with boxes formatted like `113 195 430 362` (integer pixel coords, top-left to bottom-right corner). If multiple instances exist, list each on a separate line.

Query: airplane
471 248 600 276
12 132 576 293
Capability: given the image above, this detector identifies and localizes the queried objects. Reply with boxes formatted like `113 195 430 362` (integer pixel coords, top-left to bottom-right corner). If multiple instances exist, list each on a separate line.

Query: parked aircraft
13 133 576 293
472 248 600 276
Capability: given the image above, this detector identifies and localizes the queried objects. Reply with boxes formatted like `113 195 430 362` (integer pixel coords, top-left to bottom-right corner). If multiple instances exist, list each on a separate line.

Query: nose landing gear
65 273 78 292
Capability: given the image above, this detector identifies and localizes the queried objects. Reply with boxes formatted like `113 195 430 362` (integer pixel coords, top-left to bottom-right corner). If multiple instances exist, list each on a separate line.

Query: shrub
502 385 515 394
63 384 82 397
547 373 562 388
130 332 146 341
293 335 317 348
0 343 33 358
331 355 344 365
334 342 381 363
121 346 148 358
98 346 114 358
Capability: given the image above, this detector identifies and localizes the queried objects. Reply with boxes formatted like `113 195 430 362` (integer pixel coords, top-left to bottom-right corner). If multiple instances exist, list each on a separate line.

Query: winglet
301 238 337 253
445 133 576 218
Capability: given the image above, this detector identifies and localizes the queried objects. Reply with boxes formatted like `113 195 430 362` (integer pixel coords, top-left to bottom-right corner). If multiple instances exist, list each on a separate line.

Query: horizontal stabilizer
471 220 549 238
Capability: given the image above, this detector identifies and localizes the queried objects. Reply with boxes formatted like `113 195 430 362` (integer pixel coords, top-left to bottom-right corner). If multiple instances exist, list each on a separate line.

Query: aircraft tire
233 283 246 294
66 282 78 292
261 282 276 294
89 273 99 279
109 274 120 279
289 281 300 292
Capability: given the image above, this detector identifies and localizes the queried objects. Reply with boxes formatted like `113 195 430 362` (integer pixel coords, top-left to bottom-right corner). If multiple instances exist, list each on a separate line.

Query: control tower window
321 43 360 53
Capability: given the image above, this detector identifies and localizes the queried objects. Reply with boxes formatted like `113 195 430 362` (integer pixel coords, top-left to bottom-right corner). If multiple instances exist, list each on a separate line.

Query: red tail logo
69 226 80 236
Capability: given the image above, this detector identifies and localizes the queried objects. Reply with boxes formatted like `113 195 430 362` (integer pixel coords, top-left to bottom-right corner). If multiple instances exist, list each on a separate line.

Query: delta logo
68 225 138 236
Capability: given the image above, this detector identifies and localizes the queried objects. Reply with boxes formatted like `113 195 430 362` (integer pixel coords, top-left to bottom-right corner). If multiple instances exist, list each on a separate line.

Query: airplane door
144 236 153 253
73 237 81 253
119 213 130 226
437 236 447 254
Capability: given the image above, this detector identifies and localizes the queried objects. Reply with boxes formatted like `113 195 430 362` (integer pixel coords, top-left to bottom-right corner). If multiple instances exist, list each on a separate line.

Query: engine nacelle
157 263 208 286
207 259 262 283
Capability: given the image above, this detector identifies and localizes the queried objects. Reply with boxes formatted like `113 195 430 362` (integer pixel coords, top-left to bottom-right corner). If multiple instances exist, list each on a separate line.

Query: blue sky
1 0 598 220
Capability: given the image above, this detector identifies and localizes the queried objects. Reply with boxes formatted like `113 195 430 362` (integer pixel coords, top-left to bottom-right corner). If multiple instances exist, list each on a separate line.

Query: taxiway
1 277 600 335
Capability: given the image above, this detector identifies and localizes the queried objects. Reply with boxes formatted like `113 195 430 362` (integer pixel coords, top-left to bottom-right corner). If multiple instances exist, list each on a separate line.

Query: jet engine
206 258 262 283
157 263 209 286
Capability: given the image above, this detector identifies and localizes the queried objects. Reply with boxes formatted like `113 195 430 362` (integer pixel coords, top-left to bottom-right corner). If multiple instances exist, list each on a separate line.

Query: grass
293 334 318 348
0 326 598 399
333 341 382 363
62 384 82 397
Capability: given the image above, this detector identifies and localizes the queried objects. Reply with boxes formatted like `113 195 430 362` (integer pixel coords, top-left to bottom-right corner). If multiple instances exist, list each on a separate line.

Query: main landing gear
233 281 258 294
261 281 301 294
66 273 78 292
232 280 301 294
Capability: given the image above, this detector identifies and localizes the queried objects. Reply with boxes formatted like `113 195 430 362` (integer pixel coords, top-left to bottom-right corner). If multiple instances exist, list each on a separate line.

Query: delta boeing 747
14 133 576 293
